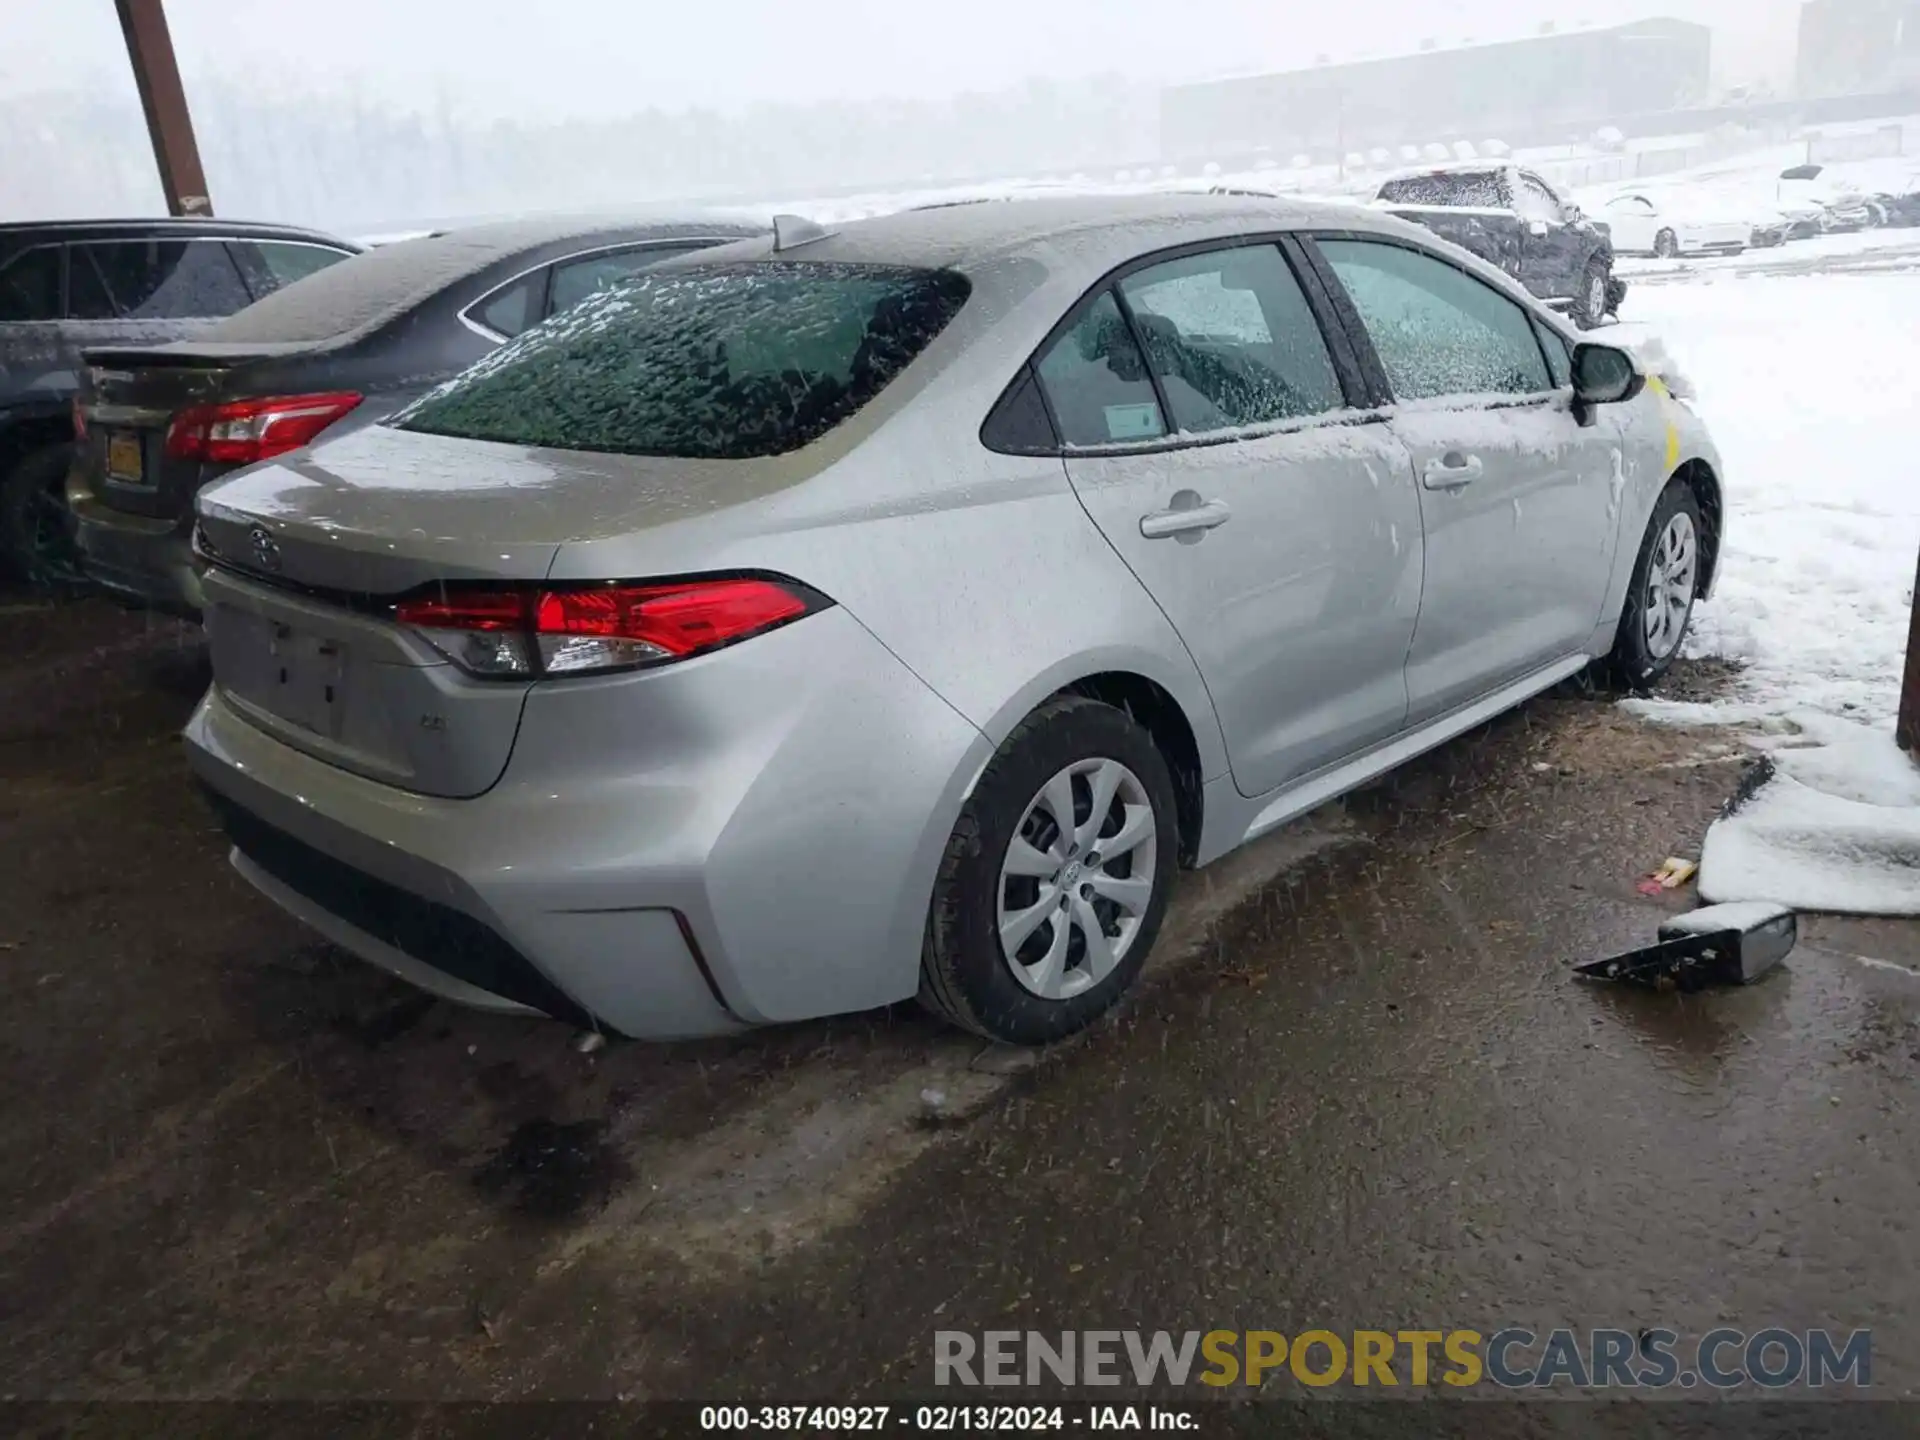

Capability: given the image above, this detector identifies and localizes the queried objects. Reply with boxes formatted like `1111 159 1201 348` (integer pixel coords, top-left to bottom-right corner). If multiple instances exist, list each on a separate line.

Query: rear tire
919 696 1179 1045
1570 257 1612 329
0 442 78 587
1603 479 1703 689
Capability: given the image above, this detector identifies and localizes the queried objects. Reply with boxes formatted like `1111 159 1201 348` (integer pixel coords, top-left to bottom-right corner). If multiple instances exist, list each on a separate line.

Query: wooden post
114 0 213 217
1899 542 1920 757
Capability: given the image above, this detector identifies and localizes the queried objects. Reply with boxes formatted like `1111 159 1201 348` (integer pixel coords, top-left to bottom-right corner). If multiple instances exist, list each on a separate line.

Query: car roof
203 211 767 349
1381 161 1511 180
694 192 1406 278
0 216 356 247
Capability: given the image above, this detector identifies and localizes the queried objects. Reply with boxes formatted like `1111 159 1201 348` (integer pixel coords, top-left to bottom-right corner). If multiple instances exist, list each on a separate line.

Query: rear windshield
393 262 971 460
1378 172 1504 208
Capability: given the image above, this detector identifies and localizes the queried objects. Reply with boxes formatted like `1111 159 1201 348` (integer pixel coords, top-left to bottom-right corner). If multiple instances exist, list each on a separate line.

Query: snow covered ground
1613 268 1920 732
1613 262 1920 914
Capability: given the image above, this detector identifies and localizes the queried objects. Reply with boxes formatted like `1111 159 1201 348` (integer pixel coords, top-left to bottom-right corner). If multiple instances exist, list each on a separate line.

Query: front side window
1034 291 1165 447
548 246 699 316
1534 320 1573 388
68 239 252 320
1118 245 1344 433
1514 175 1563 224
0 246 60 322
1608 196 1656 216
397 262 969 460
1318 239 1551 401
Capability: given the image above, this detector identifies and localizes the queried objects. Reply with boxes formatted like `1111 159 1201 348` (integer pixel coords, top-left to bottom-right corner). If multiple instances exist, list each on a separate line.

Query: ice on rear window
1377 172 1505 208
392 262 970 461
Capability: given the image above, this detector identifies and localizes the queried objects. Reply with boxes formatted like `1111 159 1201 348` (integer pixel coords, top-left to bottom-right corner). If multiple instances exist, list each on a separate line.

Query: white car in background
1601 192 1749 257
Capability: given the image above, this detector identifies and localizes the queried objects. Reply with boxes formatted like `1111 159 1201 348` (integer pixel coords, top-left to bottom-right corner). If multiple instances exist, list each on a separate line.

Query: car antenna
772 214 836 252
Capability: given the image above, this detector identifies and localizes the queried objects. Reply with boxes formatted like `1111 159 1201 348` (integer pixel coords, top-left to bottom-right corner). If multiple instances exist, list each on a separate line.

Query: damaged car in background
182 194 1723 1047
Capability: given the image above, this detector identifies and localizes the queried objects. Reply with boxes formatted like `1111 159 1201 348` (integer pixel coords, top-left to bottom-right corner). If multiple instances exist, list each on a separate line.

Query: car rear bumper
66 488 201 617
183 604 990 1039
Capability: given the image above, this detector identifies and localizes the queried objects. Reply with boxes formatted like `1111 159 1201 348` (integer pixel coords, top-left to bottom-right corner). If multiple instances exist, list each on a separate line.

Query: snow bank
1699 717 1920 916
1616 272 1920 732
1613 268 1920 917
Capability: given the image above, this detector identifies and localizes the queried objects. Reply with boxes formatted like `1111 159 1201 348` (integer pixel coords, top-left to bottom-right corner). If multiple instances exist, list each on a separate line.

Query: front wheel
1570 258 1612 329
919 696 1179 1045
1604 479 1703 689
1653 228 1679 258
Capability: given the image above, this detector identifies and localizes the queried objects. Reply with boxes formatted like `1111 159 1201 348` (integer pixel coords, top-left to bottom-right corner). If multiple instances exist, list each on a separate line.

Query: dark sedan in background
68 213 766 615
0 217 359 582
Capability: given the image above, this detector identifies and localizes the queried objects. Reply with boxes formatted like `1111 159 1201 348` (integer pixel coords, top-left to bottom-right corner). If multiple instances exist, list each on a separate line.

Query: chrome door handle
1139 496 1232 540
1422 453 1485 490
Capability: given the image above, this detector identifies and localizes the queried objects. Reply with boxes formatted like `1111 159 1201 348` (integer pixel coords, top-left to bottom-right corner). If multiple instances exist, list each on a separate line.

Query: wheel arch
964 651 1226 871
1060 671 1206 866
1671 456 1722 597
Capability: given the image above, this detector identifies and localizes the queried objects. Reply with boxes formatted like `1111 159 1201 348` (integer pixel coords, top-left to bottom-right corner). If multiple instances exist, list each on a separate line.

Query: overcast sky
8 0 1803 118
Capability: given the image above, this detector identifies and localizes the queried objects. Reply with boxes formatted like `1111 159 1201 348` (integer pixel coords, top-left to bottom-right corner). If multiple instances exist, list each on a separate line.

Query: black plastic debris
1574 902 1798 992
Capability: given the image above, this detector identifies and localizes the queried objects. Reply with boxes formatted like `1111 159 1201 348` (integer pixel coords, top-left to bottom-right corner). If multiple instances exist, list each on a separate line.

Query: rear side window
1035 291 1166 446
396 262 970 460
1319 239 1551 400
0 246 60 321
230 240 352 298
1377 171 1505 208
472 273 542 338
68 239 252 320
548 245 699 316
1118 245 1344 432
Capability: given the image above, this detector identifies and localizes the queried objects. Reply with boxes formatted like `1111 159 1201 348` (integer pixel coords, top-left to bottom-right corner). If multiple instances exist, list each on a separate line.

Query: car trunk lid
194 424 781 796
200 561 537 798
78 346 265 520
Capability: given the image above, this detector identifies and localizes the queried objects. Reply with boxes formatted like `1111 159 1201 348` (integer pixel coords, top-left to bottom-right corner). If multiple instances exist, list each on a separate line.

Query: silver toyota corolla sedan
184 194 1723 1045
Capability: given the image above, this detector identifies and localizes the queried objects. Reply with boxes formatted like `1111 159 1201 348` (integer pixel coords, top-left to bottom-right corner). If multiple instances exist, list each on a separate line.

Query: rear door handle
1140 496 1232 540
1422 453 1485 490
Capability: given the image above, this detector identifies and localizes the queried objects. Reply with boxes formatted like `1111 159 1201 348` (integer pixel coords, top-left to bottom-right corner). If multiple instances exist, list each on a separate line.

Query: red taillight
72 397 87 443
394 577 819 678
165 391 362 466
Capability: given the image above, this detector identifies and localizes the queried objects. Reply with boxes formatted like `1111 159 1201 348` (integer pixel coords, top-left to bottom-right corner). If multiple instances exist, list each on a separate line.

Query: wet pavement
3 598 1917 1431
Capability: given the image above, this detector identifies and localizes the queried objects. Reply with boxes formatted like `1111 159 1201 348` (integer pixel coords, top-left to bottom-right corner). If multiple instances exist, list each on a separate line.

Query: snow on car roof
1379 160 1513 182
688 192 1402 278
206 212 764 347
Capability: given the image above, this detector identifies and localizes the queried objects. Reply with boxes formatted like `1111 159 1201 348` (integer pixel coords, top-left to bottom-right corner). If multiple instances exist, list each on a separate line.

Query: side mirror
1574 901 1798 991
1571 342 1643 405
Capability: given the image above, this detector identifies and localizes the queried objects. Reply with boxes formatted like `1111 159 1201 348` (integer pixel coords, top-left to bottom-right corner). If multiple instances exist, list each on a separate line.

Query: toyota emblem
248 524 282 572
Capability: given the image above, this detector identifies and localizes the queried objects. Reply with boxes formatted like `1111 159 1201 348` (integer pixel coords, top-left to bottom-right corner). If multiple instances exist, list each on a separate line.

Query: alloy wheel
1642 510 1698 660
996 758 1157 1001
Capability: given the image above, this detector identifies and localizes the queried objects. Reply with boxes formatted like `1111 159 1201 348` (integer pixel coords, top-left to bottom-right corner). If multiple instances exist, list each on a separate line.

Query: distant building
1159 19 1713 160
1797 0 1920 96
